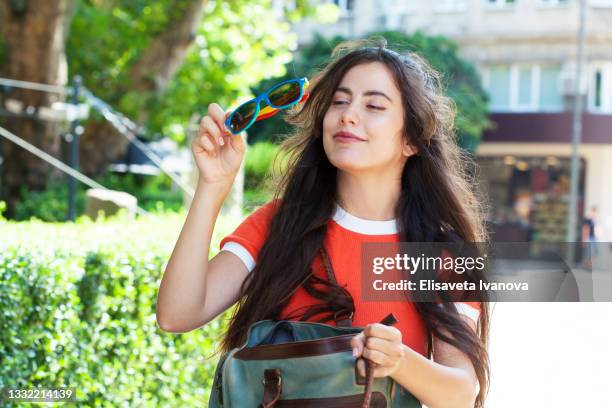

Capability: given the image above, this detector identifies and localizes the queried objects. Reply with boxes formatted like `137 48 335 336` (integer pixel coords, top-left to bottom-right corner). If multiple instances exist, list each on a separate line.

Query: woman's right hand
192 103 246 188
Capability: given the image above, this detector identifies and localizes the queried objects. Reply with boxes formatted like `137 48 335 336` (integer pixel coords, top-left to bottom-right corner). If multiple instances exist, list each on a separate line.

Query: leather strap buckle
262 368 282 408
263 376 282 386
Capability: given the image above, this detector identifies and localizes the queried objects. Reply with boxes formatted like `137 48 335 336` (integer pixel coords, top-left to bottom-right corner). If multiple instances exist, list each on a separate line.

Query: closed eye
367 105 385 110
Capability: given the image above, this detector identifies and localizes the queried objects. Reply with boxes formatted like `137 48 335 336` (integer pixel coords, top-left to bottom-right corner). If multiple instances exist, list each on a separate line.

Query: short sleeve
454 302 481 322
436 248 482 323
437 303 480 323
219 200 279 273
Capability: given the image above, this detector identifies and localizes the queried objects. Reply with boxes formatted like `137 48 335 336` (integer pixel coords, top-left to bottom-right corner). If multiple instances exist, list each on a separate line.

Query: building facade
287 0 612 241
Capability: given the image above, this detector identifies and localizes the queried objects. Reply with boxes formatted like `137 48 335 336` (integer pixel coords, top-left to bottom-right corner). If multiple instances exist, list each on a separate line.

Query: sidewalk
486 302 612 407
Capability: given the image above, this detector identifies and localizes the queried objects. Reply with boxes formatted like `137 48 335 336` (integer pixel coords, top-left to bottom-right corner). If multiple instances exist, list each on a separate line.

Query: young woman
157 39 490 408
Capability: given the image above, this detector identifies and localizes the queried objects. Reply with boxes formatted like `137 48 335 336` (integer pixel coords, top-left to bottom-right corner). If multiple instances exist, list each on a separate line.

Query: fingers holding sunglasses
207 103 232 142
198 115 222 156
208 103 247 154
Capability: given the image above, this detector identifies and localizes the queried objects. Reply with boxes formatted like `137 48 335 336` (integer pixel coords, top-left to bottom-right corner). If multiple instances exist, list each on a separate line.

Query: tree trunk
0 0 76 218
78 0 207 176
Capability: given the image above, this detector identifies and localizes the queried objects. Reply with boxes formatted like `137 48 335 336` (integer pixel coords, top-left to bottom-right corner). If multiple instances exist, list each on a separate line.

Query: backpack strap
319 247 354 327
361 313 398 408
261 368 282 408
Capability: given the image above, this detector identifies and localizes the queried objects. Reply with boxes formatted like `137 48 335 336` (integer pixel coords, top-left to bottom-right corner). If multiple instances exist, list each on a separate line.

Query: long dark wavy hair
221 38 490 407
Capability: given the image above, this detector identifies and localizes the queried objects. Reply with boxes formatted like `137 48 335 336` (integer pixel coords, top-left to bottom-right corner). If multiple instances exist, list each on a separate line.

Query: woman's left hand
351 323 406 378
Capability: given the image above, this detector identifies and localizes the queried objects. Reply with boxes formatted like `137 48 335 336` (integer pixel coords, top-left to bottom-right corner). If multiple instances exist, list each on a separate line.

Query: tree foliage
67 0 328 145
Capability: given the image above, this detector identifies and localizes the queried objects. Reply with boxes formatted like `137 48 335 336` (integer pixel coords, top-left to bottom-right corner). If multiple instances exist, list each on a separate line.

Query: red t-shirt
220 200 480 356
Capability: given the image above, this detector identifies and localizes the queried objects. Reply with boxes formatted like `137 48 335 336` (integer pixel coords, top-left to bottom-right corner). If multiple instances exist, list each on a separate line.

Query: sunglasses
225 77 310 134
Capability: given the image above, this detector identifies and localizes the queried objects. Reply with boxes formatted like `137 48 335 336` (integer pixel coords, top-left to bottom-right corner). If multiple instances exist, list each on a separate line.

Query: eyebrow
335 86 393 103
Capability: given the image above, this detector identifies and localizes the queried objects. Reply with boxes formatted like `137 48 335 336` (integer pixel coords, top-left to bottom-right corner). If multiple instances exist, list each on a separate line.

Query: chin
327 154 369 173
323 140 370 171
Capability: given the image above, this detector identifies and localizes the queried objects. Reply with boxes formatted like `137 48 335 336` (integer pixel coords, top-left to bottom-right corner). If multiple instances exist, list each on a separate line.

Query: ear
402 142 418 158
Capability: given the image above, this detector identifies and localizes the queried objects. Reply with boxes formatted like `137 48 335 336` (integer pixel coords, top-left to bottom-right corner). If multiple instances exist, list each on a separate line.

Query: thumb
351 332 365 357
356 358 367 378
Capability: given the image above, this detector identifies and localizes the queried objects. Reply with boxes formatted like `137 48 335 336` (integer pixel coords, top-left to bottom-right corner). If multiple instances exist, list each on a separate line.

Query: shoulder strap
319 247 354 327
319 246 337 284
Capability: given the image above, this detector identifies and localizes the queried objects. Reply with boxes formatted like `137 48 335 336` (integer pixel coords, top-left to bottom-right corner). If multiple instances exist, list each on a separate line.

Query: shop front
475 155 585 242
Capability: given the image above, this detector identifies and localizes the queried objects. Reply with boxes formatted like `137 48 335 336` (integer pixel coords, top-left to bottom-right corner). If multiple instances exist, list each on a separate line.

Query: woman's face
322 62 416 175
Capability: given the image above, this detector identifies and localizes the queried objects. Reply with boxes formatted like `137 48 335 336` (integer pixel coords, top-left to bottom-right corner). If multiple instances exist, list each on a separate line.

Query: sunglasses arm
254 93 310 122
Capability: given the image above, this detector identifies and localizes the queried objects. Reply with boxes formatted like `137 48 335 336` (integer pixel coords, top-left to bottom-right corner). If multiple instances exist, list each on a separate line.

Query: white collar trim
332 204 398 235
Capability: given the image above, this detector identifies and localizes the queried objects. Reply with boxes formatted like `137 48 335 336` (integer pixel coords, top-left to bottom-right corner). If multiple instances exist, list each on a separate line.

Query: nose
340 104 359 126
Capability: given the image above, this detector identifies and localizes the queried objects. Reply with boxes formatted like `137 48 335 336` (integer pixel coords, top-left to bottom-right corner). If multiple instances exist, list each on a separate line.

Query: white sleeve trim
454 302 480 322
221 242 256 273
437 303 480 322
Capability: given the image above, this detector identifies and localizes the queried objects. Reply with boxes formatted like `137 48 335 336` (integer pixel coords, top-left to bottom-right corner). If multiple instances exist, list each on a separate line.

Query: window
485 64 564 112
594 70 603 108
589 65 612 112
476 156 584 243
488 66 512 110
539 66 563 110
485 0 516 8
517 66 533 107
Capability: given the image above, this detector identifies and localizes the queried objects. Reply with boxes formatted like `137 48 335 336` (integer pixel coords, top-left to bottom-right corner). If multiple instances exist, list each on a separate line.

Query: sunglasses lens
268 81 301 108
229 100 257 132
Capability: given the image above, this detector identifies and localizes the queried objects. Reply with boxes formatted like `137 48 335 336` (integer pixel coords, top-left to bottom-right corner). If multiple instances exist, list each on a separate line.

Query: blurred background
1 0 611 406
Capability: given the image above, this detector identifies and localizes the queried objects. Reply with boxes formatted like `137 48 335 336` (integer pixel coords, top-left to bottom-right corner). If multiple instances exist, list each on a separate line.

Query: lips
333 131 366 142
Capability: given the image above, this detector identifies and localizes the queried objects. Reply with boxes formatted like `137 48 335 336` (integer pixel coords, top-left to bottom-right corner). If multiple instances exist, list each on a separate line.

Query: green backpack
208 249 422 408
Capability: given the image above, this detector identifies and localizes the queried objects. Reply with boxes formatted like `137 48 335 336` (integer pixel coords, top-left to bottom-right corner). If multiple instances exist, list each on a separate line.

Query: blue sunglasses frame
225 77 309 135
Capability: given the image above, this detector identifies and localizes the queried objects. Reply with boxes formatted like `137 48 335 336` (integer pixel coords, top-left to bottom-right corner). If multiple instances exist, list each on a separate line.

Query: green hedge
0 207 241 406
14 171 184 222
244 141 284 190
244 142 287 210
